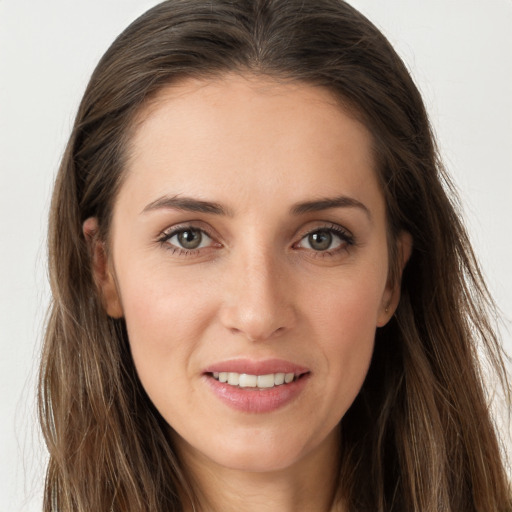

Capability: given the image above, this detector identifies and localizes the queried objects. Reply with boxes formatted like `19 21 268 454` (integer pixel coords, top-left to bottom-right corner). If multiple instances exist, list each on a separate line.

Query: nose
219 247 297 342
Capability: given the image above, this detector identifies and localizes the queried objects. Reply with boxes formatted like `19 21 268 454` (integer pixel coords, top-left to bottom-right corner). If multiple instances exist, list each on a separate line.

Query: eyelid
157 219 216 238
293 222 355 252
169 229 213 249
155 220 355 257
296 222 354 242
157 222 221 253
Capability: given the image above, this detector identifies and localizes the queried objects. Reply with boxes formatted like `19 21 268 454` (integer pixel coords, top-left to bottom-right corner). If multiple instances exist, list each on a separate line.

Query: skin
85 74 411 512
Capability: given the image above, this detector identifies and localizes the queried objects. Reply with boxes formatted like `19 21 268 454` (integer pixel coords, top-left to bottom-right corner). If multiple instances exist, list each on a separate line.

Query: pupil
309 230 332 251
177 230 202 249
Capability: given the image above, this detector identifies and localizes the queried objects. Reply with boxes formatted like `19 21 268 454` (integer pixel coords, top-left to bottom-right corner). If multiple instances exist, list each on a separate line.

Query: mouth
208 371 306 389
203 359 310 412
204 365 310 413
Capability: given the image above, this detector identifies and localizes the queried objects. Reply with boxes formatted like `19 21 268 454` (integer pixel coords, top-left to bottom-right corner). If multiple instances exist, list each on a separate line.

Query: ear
83 217 123 318
376 231 413 327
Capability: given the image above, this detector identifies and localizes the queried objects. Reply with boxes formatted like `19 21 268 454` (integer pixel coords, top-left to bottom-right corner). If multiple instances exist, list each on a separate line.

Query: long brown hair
39 0 511 510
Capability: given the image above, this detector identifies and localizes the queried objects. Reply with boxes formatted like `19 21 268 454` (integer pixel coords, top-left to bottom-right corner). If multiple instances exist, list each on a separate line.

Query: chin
208 444 304 473
184 423 337 475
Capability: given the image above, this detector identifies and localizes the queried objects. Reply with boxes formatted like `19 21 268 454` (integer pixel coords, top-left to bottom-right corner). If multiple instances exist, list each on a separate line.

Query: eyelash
157 223 355 257
295 224 355 257
157 225 217 256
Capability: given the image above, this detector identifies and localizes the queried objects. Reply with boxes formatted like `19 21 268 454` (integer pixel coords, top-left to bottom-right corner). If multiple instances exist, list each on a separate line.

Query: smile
203 359 310 412
211 372 297 388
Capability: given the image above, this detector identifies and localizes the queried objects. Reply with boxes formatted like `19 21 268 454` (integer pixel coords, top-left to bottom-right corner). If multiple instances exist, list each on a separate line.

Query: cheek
118 267 217 384
305 267 385 398
308 264 386 340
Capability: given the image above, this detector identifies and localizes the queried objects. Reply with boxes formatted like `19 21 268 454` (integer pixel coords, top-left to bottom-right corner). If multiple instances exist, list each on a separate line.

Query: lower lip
204 374 309 413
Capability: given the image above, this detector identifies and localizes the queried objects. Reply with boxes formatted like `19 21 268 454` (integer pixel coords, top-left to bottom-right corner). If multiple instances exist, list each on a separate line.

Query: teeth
212 372 297 388
239 374 257 387
257 374 275 388
228 372 240 386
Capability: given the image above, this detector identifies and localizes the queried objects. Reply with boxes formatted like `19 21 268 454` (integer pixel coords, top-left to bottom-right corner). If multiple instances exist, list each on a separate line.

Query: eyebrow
290 195 372 220
141 194 371 220
141 195 233 216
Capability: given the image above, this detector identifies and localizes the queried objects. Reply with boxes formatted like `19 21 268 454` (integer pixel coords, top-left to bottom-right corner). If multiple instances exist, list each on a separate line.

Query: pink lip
203 358 309 376
202 358 310 414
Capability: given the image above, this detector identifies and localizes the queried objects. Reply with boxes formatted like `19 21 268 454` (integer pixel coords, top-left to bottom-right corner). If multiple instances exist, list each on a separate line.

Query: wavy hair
39 0 511 510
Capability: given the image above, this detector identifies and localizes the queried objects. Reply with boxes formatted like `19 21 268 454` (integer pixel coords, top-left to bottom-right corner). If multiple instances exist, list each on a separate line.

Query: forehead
120 74 381 217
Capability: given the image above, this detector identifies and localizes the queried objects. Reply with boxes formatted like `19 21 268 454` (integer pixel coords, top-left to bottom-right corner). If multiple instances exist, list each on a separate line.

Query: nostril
234 325 287 343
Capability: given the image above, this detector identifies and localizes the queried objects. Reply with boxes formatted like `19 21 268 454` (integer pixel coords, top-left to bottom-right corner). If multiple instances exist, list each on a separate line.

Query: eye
161 227 213 251
296 226 353 252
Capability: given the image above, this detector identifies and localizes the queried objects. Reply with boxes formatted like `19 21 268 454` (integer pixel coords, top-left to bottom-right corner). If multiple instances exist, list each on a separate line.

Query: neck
177 429 345 512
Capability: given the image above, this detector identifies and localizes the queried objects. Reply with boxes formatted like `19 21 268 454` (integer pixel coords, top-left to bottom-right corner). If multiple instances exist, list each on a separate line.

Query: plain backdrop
1 1 511 510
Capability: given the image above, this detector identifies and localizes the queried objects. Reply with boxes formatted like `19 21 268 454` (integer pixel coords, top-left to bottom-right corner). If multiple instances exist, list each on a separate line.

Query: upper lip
203 358 310 376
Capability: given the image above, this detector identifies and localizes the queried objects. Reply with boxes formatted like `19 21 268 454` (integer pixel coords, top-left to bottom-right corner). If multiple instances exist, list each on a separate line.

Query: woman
39 0 511 510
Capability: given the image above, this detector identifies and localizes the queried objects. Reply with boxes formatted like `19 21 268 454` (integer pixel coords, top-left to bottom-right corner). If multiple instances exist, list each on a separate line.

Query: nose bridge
220 239 295 341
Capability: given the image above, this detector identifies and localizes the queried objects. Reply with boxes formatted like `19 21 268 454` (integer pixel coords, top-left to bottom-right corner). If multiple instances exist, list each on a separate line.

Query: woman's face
95 75 405 474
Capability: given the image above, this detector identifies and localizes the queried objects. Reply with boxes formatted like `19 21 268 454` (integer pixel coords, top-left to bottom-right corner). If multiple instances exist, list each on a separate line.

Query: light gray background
1 1 511 510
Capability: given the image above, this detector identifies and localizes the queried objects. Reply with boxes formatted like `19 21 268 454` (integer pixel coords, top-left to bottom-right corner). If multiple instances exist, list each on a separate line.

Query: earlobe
377 231 413 327
83 217 123 318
